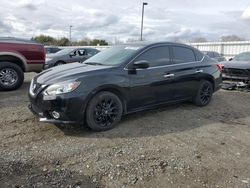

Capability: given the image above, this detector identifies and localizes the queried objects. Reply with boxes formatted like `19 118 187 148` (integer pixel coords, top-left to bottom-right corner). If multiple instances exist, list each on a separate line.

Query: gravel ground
0 73 250 188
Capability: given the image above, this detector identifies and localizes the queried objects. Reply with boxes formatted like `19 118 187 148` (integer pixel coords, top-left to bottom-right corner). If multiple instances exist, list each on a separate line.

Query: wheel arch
55 60 66 65
0 52 27 71
85 85 128 115
200 75 215 91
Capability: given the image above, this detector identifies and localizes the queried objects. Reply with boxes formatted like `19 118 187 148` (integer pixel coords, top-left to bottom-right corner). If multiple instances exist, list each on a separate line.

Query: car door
127 45 175 110
169 46 202 100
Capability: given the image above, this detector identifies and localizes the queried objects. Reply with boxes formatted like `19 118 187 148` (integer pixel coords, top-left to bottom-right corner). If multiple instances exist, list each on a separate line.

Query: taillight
217 64 223 73
43 47 46 60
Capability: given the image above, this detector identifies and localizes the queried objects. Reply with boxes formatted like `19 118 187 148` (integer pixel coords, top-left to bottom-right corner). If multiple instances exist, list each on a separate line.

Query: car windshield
234 52 250 61
84 45 143 66
55 48 74 55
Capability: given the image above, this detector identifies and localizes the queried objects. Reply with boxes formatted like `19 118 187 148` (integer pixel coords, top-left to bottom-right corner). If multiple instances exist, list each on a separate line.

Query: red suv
0 38 45 91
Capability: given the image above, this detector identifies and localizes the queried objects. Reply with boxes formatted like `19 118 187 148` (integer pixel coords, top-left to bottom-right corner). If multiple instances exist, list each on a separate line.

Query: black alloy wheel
194 80 213 106
86 91 123 131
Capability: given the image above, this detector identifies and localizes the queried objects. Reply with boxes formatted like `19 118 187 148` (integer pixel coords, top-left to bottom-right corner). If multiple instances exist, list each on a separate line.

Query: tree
221 35 245 42
31 35 109 46
89 39 108 46
32 35 56 45
72 39 89 46
56 37 70 46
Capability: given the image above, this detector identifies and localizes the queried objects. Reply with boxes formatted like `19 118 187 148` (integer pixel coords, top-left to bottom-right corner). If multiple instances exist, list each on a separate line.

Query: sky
0 0 250 43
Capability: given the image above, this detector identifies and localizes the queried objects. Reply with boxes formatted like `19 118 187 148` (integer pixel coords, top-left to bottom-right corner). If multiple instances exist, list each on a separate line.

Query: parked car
29 42 222 131
222 51 250 82
44 47 100 69
45 46 61 54
203 51 226 62
0 37 45 91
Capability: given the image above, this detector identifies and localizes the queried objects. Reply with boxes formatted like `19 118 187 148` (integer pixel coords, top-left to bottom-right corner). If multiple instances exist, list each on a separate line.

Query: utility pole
69 25 73 44
140 2 148 41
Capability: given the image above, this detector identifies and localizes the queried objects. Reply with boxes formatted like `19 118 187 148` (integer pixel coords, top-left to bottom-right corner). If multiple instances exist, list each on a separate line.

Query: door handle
195 69 203 73
164 73 175 78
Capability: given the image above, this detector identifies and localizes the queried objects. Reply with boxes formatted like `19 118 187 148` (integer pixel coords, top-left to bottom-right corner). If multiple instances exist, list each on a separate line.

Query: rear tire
0 62 24 91
193 80 213 106
86 91 123 131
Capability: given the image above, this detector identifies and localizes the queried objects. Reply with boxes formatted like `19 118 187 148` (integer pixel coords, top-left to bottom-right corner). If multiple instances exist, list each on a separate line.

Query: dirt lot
0 73 250 188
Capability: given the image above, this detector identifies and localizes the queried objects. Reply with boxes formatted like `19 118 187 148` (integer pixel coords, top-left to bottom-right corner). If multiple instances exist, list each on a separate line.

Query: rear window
194 50 204 61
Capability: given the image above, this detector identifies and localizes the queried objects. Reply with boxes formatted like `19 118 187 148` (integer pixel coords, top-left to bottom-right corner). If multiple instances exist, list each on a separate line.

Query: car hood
46 53 62 59
35 62 112 84
222 60 250 69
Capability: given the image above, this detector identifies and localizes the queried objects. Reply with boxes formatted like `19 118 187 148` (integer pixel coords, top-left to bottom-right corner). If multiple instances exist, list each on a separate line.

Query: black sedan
44 47 99 69
29 42 222 131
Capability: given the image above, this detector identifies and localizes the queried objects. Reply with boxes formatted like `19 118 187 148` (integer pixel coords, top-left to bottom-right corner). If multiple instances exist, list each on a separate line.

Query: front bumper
28 104 76 124
28 90 88 124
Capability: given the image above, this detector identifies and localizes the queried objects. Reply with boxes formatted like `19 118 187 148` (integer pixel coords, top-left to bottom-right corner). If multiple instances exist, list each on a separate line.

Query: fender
83 84 129 114
0 51 28 71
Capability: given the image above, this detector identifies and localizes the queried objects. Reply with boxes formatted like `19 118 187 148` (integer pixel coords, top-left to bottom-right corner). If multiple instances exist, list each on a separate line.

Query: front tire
0 62 24 91
194 80 213 106
86 91 123 131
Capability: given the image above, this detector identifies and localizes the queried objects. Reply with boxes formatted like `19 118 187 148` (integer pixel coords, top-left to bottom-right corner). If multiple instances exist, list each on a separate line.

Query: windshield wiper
84 62 104 66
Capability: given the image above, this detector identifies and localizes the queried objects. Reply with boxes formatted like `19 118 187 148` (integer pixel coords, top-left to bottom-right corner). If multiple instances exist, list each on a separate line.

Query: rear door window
172 46 196 64
194 50 204 61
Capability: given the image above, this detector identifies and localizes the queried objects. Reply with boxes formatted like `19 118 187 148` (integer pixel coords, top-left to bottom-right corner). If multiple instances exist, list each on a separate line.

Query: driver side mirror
133 60 149 69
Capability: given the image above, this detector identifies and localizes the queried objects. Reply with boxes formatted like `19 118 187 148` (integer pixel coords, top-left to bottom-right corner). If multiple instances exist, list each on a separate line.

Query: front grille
222 68 250 79
33 83 42 94
30 79 46 96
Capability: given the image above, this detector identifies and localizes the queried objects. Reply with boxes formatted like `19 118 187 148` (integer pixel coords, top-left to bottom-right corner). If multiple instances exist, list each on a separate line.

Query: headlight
43 81 81 96
45 58 52 62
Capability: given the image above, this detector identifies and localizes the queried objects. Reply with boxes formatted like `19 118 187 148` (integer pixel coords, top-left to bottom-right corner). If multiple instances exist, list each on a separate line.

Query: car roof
116 41 197 49
61 47 98 50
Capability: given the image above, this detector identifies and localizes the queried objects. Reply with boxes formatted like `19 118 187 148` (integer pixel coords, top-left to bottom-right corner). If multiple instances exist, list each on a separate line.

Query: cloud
19 3 37 11
0 18 13 33
242 7 250 20
164 28 201 41
0 0 250 42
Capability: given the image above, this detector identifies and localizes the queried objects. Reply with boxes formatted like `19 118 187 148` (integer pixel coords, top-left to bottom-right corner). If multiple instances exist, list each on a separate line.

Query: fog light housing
51 111 60 119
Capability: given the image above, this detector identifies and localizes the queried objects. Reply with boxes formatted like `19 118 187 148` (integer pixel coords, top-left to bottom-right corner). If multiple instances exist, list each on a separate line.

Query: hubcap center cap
4 74 12 81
